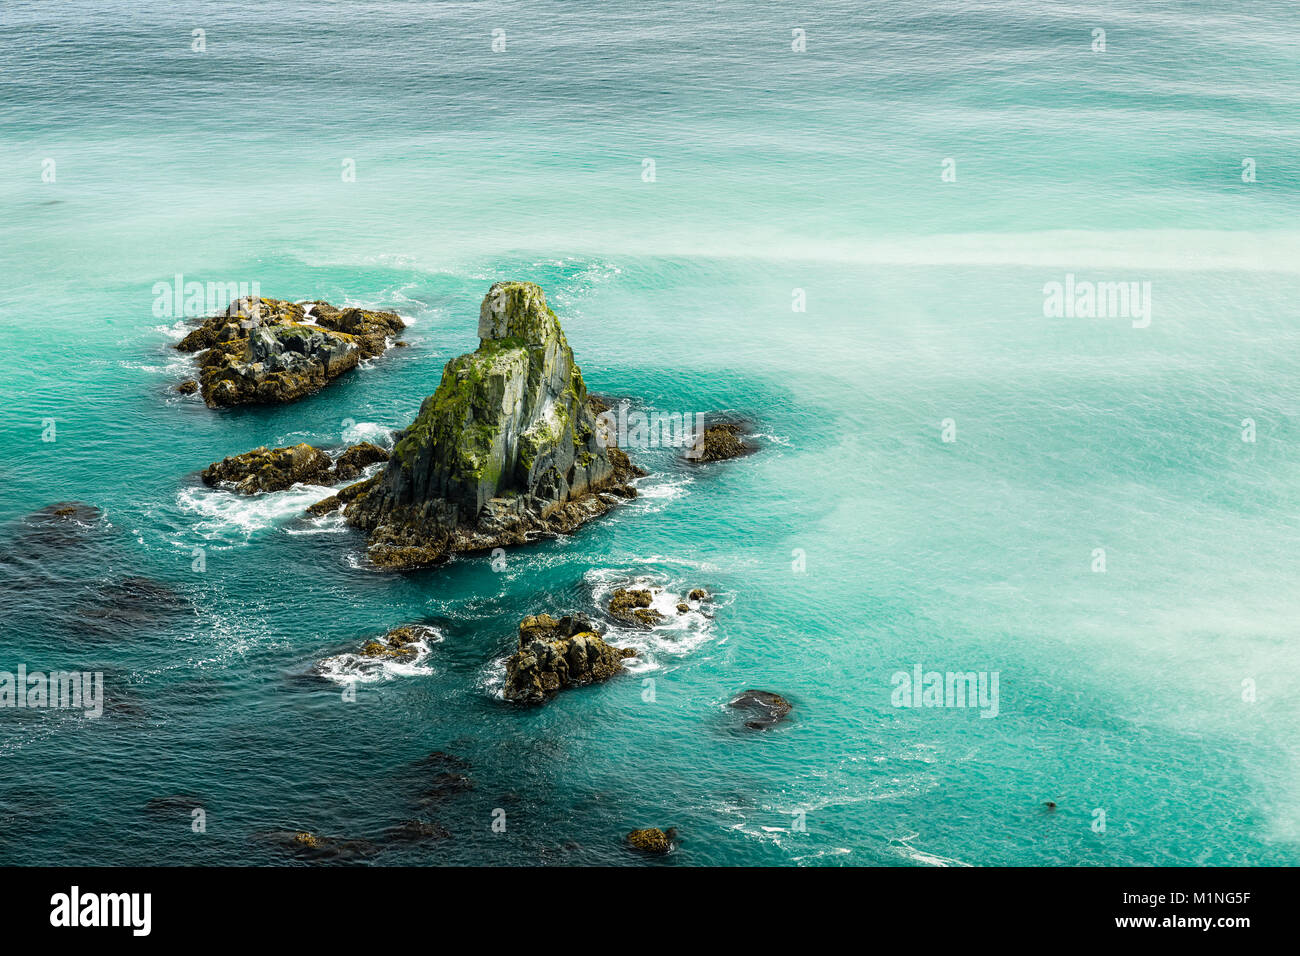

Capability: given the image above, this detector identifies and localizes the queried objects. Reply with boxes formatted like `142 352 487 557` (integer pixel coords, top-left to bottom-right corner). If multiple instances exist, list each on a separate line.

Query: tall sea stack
344 282 642 568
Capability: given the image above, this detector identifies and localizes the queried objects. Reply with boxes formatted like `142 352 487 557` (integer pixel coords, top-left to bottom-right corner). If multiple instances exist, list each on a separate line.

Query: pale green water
1 0 1298 865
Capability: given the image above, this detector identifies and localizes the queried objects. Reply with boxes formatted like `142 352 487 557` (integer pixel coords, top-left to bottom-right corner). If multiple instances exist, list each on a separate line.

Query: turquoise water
2 0 1299 865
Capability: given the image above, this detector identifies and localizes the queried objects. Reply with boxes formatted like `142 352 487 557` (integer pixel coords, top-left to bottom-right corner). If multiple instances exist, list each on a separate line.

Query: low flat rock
176 296 405 407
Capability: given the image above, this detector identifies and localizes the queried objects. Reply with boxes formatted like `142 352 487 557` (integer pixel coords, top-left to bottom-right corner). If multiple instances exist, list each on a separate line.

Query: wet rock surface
305 475 379 517
728 689 793 730
608 587 664 628
357 625 425 662
332 441 389 481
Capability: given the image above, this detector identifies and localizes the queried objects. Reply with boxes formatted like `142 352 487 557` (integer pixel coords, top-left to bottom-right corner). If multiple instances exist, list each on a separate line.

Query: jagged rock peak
344 282 644 569
478 281 564 346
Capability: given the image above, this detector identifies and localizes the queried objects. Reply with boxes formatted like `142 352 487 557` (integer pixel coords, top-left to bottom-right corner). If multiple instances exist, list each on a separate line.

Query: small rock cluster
358 625 427 662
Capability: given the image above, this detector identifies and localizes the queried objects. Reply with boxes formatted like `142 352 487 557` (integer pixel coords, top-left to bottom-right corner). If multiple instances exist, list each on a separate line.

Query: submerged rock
144 793 205 813
728 689 793 730
76 576 193 635
175 296 405 407
626 827 677 854
344 282 645 569
384 820 452 843
415 751 471 772
203 442 389 496
260 830 380 862
2 504 108 574
30 502 100 524
690 422 756 463
422 772 474 801
608 587 664 628
502 612 635 704
13 502 104 547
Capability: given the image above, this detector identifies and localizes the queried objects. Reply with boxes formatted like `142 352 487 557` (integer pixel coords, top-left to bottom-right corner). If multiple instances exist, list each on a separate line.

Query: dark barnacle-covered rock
688 422 757 463
202 442 389 496
727 689 793 730
502 612 634 703
175 296 405 407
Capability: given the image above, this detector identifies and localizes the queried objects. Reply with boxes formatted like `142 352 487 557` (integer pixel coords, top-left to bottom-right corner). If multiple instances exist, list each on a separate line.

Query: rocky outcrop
358 625 426 662
728 689 793 729
176 296 405 407
345 282 645 569
333 441 389 481
609 587 664 628
689 422 756 463
312 624 437 683
305 475 379 516
502 613 635 703
203 442 389 495
203 443 333 493
626 827 677 854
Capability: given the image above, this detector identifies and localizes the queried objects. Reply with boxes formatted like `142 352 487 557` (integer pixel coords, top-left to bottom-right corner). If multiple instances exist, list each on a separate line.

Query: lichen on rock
626 827 677 854
175 296 405 407
345 282 645 569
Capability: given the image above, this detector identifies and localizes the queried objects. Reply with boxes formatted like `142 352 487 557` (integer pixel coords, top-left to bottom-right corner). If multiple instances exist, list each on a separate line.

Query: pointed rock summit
345 282 643 568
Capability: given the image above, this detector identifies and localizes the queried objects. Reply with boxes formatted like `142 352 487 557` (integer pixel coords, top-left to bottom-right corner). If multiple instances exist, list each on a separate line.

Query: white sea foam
341 420 395 448
583 568 726 672
627 473 693 514
177 481 338 540
887 836 972 868
316 625 442 684
284 509 351 535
